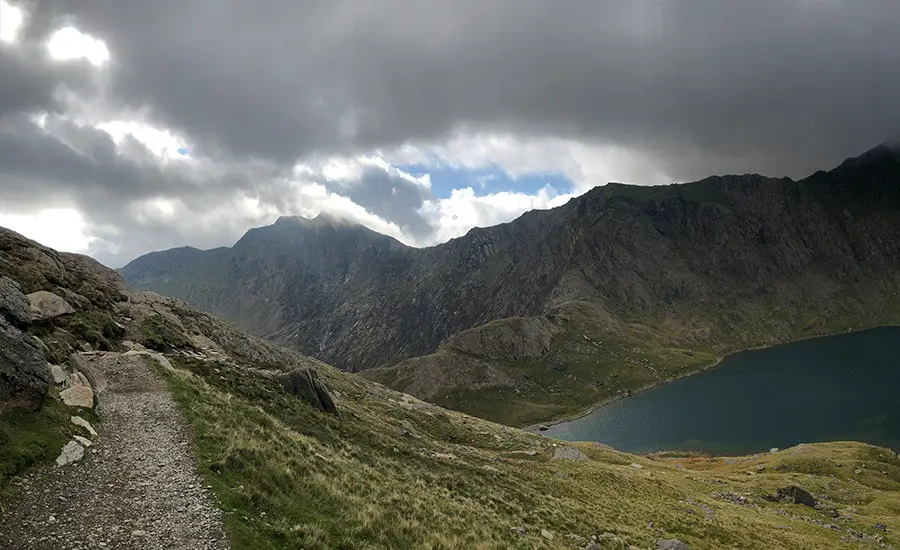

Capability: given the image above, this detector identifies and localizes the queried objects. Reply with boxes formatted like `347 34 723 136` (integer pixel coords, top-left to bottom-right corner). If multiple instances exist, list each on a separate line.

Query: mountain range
121 144 900 425
4 217 898 549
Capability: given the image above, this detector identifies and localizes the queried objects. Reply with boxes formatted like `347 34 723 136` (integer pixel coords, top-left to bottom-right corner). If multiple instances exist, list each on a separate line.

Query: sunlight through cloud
0 1 24 43
47 26 110 66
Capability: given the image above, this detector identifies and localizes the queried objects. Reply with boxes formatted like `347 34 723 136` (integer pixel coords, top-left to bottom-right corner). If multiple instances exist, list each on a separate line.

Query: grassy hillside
154 351 900 549
366 296 900 426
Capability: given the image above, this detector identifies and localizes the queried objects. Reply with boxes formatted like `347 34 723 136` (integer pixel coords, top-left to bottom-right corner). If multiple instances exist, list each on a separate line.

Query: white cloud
47 26 111 66
0 208 94 253
98 120 190 161
390 132 676 192
0 0 24 43
418 185 574 245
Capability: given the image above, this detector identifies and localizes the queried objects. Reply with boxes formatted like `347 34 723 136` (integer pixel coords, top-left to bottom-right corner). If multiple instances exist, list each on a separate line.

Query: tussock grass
155 354 900 549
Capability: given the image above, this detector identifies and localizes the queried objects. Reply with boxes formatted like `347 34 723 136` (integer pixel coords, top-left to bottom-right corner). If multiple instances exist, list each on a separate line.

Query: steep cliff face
122 145 900 376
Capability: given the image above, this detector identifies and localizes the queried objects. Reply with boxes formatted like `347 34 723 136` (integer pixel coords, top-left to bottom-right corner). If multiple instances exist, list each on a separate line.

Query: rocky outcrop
27 290 75 321
277 368 339 416
0 276 51 413
446 316 559 360
0 276 31 327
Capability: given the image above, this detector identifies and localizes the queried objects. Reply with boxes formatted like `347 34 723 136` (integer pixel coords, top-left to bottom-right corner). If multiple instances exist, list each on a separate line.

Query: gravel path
0 353 229 550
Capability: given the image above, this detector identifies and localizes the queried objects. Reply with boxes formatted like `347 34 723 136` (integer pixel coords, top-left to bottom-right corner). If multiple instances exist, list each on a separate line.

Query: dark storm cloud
27 0 900 179
321 167 434 239
3 0 900 266
0 38 96 116
0 113 292 263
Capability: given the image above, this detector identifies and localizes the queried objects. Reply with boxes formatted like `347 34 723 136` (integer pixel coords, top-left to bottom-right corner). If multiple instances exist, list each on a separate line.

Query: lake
544 327 900 455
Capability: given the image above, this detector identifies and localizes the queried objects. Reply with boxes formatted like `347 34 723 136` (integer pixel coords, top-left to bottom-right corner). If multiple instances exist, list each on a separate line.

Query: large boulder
26 291 75 321
277 367 340 416
0 279 51 413
0 276 31 327
69 354 107 395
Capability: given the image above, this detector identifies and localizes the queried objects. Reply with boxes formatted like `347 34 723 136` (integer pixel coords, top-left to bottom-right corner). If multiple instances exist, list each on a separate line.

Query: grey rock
50 364 70 386
776 486 818 508
55 440 85 466
277 367 340 416
26 291 75 321
71 415 98 436
0 315 51 413
658 538 690 550
552 446 589 461
70 354 107 395
0 276 31 327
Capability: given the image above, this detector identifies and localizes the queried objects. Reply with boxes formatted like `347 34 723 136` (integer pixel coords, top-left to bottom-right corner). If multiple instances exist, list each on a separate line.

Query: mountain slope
3 225 900 549
122 144 900 423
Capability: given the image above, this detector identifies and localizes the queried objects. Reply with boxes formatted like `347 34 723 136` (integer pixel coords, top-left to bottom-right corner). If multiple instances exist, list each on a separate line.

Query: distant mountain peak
274 212 360 229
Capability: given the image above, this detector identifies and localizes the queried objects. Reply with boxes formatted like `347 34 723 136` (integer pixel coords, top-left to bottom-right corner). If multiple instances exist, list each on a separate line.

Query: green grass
139 314 196 351
29 310 127 362
153 352 900 549
0 395 91 489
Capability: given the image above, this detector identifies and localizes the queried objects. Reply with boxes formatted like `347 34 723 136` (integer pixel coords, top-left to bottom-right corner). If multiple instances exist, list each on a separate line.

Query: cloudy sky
1 1 898 267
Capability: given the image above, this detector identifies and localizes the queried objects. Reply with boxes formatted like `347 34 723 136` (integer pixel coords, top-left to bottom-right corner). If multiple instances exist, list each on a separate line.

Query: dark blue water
545 327 900 455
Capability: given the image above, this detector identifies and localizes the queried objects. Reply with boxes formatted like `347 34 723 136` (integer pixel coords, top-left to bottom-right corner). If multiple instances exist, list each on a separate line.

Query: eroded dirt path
0 353 229 550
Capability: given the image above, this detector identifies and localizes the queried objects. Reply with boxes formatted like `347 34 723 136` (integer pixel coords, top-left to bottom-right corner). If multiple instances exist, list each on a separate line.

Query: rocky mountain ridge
121 144 900 423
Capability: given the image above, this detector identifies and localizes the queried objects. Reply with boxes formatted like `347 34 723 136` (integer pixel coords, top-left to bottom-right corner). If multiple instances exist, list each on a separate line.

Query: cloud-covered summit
1 0 898 266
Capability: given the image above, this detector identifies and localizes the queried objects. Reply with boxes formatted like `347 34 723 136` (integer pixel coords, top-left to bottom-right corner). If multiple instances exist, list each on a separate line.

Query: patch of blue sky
397 163 573 199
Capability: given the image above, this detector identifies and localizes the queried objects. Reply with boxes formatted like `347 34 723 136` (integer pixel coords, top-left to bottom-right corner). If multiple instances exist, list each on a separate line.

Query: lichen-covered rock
0 315 51 413
277 367 339 416
26 290 75 321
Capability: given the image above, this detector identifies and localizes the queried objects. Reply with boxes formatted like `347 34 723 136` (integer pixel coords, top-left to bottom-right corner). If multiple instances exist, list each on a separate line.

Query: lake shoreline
524 324 899 436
